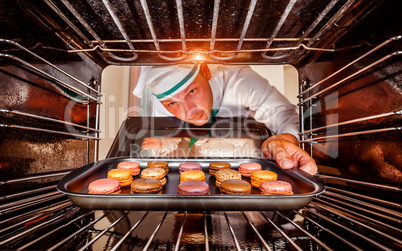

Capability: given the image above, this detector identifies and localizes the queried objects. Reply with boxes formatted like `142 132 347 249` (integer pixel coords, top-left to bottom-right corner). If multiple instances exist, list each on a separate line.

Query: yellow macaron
250 170 277 188
107 169 133 187
180 170 205 183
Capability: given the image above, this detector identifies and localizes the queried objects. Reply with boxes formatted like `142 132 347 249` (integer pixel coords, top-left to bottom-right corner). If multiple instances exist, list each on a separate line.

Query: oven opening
1 0 400 250
99 64 299 160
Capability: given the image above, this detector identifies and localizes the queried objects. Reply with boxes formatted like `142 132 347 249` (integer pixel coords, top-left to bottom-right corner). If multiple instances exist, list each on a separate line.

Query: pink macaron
177 180 210 195
88 178 121 194
117 161 141 176
238 162 262 177
179 162 202 173
260 180 293 195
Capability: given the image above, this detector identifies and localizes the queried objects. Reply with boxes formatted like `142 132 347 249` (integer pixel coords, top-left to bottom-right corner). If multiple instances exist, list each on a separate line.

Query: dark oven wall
296 0 402 185
0 1 104 187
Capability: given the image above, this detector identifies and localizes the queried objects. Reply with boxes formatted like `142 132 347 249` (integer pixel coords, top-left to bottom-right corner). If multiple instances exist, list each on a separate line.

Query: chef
133 64 317 175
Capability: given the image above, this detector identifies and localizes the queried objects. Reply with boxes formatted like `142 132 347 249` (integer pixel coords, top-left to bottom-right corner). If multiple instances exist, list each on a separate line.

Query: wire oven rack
0 39 102 162
23 0 381 64
0 172 401 250
297 35 402 156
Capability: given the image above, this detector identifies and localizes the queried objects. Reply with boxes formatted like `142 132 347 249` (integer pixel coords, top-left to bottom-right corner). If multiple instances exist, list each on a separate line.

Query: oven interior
0 0 401 250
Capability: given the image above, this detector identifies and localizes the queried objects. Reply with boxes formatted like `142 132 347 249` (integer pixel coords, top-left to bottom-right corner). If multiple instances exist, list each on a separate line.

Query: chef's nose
181 100 197 117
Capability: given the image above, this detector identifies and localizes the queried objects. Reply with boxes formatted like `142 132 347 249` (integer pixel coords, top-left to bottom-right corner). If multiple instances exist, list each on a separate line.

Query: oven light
192 52 206 62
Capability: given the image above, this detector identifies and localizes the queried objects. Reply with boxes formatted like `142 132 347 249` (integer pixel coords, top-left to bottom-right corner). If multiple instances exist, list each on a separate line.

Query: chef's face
161 64 213 126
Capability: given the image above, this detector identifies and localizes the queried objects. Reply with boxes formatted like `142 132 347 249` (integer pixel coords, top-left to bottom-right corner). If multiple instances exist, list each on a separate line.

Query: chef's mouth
187 111 204 121
187 112 208 125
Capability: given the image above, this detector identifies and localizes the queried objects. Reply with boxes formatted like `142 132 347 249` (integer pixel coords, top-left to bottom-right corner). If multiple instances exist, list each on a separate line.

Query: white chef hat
133 64 200 101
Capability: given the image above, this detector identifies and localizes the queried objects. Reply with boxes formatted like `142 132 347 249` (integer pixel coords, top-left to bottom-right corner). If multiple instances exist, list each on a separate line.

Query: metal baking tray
57 157 324 211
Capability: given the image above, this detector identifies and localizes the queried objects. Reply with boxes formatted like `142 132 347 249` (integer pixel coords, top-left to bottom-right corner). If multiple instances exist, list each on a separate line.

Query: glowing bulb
193 52 205 61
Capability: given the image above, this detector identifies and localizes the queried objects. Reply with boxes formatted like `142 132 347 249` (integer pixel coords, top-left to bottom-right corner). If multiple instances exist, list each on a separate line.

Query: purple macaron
177 180 210 195
179 161 202 173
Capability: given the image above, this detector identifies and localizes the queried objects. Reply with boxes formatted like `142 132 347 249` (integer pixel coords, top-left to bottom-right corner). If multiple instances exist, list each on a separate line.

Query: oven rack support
318 193 402 224
41 0 368 63
0 191 66 216
299 35 402 97
299 50 402 105
299 127 401 143
0 123 101 140
299 110 402 136
0 39 101 96
314 174 402 192
0 53 100 103
0 170 71 186
0 202 79 247
0 109 100 133
303 205 393 251
297 36 401 146
0 172 70 216
0 39 102 162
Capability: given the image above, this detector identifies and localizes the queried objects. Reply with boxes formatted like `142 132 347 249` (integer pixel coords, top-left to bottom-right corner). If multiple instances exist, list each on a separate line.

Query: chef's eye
168 102 176 107
189 88 196 95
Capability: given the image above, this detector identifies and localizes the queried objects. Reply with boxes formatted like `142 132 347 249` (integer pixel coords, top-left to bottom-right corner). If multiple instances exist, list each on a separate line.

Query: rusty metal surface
0 44 102 181
298 56 402 184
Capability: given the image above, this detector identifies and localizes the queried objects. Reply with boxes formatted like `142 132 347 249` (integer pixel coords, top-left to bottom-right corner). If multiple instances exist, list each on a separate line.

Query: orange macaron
107 169 133 187
250 170 277 188
180 170 205 183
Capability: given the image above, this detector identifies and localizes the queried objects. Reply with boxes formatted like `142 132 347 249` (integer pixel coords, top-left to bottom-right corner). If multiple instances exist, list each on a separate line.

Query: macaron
130 178 162 194
117 161 141 176
179 162 202 173
107 169 133 187
177 180 210 195
88 178 121 194
215 169 241 188
141 167 167 186
250 170 277 188
180 170 205 183
260 180 294 195
209 162 231 176
219 179 251 195
147 161 169 175
238 162 262 177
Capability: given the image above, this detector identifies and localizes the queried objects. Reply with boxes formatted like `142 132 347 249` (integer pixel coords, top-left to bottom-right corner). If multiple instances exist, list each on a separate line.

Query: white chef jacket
151 65 299 138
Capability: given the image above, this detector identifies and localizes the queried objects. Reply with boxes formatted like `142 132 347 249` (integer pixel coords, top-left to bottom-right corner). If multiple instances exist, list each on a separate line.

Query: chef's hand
141 137 182 156
141 137 163 151
261 133 317 175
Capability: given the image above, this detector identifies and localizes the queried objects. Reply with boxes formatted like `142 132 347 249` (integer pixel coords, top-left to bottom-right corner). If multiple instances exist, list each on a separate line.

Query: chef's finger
300 162 317 175
267 141 294 169
294 148 318 175
261 140 273 158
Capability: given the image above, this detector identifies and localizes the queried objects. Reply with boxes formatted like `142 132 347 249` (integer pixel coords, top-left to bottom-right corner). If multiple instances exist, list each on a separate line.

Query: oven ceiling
2 0 399 66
